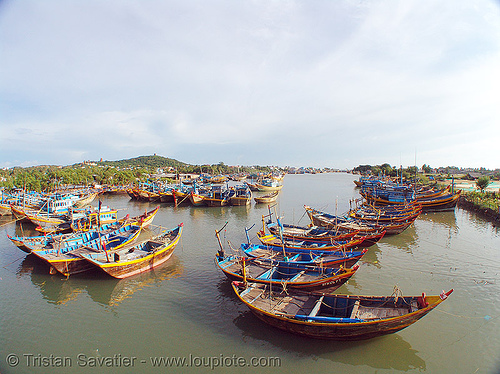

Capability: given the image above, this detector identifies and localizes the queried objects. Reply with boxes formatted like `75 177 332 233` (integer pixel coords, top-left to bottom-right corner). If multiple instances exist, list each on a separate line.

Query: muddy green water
1 173 499 373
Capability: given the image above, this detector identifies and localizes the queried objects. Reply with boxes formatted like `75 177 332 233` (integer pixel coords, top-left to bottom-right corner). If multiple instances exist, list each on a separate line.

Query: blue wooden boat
241 243 368 268
215 253 359 292
233 282 453 340
256 231 366 251
30 223 142 276
80 224 183 278
203 184 234 207
7 221 124 254
304 205 415 236
229 184 252 206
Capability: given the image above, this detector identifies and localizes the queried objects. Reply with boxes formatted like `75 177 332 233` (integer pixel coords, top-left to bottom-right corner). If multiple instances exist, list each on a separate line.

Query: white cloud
1 0 499 168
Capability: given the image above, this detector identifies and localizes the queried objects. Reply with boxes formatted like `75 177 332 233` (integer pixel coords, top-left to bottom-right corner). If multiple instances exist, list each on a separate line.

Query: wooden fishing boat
241 243 368 268
73 191 98 208
215 253 359 292
256 231 366 251
254 191 279 204
0 202 11 216
125 206 160 228
416 190 461 211
245 181 260 192
24 210 71 231
360 182 461 211
172 188 191 205
262 211 384 246
255 179 283 192
229 185 252 206
349 202 422 222
30 223 142 276
232 282 453 340
189 191 207 206
80 224 183 278
203 185 233 207
265 220 358 242
8 221 125 254
70 206 119 231
159 189 175 203
304 206 416 236
9 203 31 222
354 230 386 247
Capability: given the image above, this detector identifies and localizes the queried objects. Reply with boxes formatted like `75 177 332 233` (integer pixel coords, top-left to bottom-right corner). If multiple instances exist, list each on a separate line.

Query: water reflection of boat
17 255 86 305
417 210 458 230
18 253 183 306
232 310 426 370
85 256 183 306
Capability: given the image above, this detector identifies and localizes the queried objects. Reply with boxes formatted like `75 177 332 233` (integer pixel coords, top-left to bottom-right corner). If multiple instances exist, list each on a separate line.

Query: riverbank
458 195 500 227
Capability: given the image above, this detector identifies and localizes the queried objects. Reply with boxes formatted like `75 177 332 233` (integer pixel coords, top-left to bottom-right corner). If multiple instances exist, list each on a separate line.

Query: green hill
98 155 189 169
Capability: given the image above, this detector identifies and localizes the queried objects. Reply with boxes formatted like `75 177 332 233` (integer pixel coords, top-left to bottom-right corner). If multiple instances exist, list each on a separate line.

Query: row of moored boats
2 188 183 279
214 177 457 340
126 175 283 207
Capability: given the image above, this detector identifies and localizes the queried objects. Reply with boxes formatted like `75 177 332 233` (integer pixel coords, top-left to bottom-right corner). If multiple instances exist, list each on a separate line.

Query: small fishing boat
254 191 279 204
73 191 98 208
265 219 358 242
126 206 160 228
232 282 453 340
0 202 11 216
349 202 422 222
30 223 142 276
188 184 211 206
159 188 175 203
71 205 120 231
304 205 416 236
203 185 233 207
7 221 125 254
241 243 368 268
256 231 366 252
416 189 462 211
229 185 252 206
189 191 207 206
215 253 359 292
80 224 183 278
255 179 283 192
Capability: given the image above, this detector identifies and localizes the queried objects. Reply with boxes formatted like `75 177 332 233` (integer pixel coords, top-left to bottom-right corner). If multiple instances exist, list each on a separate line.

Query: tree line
0 155 275 192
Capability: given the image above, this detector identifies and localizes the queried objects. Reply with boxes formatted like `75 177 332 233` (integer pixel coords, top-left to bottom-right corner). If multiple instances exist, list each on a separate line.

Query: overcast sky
1 0 499 169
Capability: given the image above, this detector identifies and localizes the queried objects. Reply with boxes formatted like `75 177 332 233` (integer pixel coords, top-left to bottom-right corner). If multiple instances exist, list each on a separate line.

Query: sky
1 0 500 170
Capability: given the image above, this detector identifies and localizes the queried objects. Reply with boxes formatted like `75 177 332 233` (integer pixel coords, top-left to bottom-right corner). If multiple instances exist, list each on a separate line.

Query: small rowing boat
232 282 453 340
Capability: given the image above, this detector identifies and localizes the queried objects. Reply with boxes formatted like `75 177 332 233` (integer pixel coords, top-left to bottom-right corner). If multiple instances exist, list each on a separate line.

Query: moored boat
255 179 283 192
232 282 453 340
215 253 359 292
80 224 183 278
203 185 233 207
241 243 368 268
229 185 252 206
30 223 142 276
256 231 366 252
304 205 416 236
254 191 279 204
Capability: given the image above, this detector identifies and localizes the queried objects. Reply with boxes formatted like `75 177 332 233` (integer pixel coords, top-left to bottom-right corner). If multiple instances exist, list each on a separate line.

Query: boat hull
233 283 453 340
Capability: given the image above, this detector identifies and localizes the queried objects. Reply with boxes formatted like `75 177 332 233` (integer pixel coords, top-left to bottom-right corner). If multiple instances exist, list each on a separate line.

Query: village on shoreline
1 155 499 226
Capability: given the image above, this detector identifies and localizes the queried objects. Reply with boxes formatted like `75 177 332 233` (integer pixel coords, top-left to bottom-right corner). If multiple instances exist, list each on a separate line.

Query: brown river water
1 173 499 373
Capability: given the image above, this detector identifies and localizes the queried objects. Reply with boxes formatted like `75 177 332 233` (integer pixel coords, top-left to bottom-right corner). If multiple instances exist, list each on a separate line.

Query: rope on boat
435 309 499 320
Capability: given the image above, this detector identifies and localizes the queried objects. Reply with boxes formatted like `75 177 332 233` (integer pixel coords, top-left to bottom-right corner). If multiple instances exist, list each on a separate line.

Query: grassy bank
457 191 500 227
461 191 500 212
